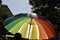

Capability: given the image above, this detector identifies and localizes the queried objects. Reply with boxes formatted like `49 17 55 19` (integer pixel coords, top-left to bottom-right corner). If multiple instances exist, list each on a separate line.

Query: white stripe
26 24 33 38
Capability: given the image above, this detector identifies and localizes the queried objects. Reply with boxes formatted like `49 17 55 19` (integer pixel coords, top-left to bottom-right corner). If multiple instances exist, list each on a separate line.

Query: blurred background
0 0 60 40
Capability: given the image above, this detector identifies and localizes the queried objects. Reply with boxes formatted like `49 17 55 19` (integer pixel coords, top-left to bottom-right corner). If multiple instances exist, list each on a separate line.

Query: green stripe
18 19 30 38
9 18 29 34
5 16 25 25
5 17 27 31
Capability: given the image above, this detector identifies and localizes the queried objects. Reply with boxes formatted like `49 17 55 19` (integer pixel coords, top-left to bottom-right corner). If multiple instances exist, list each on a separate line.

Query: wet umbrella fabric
4 14 56 40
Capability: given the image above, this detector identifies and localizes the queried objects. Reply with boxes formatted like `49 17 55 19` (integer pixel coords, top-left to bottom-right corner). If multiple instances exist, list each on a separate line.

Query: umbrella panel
5 17 56 40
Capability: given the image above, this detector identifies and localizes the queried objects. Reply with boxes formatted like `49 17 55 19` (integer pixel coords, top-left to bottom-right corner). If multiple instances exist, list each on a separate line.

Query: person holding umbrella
13 33 22 40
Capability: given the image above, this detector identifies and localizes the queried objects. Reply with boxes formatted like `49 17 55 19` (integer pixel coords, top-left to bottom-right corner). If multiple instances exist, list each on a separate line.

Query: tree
29 0 60 25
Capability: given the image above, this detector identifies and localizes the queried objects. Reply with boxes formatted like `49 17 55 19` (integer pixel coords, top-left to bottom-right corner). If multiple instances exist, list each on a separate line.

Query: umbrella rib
28 18 32 39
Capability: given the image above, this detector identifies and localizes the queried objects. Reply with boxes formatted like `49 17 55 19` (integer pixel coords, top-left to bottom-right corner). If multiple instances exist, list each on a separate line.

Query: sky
2 0 32 15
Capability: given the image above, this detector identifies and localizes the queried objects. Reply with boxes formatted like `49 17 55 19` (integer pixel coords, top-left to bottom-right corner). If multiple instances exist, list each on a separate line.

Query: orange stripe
34 18 56 39
36 20 48 39
38 18 56 36
34 18 48 39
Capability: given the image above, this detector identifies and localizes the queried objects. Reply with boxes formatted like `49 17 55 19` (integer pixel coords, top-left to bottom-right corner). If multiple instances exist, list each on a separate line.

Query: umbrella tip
28 13 38 18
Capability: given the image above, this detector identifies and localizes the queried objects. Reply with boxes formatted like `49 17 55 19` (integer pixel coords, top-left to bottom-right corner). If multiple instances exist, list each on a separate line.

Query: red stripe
34 18 56 39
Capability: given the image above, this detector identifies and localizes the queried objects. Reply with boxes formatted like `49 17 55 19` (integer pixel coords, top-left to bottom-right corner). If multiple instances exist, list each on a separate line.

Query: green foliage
0 7 10 23
29 0 60 24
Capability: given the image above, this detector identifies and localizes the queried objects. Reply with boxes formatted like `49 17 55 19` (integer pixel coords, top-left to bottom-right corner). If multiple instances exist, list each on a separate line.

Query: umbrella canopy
4 13 56 40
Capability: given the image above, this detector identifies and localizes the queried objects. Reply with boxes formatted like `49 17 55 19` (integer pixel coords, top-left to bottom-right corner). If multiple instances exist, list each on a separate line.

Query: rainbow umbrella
4 13 56 40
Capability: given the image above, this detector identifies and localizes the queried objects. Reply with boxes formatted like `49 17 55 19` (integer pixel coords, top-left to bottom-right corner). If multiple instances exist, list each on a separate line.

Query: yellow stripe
18 19 30 38
29 19 40 40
